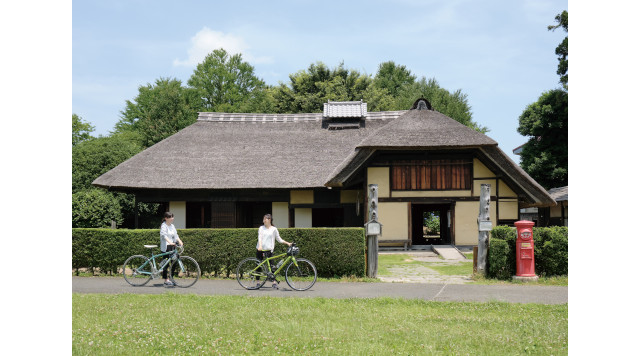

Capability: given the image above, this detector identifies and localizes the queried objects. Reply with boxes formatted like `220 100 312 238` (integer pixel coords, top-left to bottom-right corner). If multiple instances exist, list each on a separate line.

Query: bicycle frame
256 252 299 276
136 249 184 278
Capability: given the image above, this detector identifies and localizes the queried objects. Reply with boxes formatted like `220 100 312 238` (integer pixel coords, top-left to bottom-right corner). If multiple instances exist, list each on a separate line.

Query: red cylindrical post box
514 220 536 277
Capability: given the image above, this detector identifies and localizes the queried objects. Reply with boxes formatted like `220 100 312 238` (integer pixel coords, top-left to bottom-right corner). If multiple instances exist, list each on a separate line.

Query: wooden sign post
477 184 491 275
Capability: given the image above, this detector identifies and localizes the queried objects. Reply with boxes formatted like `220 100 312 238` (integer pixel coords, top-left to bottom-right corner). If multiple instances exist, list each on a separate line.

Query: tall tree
72 133 143 193
371 61 416 97
517 89 568 189
396 78 487 133
72 113 95 145
116 78 201 148
272 62 372 113
187 48 267 112
548 10 568 89
516 11 569 189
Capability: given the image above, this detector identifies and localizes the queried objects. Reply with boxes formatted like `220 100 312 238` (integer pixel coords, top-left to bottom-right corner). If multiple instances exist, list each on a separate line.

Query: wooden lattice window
391 159 472 190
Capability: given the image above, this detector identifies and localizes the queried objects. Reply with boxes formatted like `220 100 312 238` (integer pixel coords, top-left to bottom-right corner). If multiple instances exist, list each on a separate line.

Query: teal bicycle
122 244 200 287
236 243 317 291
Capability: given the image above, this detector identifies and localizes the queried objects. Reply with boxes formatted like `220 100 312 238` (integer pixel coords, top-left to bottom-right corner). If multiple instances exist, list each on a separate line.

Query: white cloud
173 27 273 67
173 27 248 67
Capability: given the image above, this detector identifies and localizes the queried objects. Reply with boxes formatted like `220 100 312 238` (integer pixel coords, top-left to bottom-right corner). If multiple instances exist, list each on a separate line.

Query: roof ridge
197 110 407 123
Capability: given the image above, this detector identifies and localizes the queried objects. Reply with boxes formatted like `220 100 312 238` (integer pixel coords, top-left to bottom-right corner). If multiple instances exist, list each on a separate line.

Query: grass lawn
73 294 567 355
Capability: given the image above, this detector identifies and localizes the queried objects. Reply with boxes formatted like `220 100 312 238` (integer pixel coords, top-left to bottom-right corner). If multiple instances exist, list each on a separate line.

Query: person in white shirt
160 212 183 287
256 214 291 288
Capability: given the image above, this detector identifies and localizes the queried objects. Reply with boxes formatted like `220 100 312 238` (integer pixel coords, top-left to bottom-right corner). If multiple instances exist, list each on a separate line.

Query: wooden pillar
367 235 378 278
477 184 491 275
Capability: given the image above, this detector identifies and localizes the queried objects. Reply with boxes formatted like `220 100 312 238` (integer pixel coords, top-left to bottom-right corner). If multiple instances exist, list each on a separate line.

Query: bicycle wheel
285 258 317 291
236 258 267 290
170 256 201 288
123 255 152 286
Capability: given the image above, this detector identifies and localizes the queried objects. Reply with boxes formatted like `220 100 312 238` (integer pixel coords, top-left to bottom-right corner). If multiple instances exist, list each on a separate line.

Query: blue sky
73 0 567 163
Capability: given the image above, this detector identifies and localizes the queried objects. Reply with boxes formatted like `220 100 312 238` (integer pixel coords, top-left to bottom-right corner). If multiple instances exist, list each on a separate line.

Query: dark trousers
256 250 273 261
256 250 273 281
162 245 176 279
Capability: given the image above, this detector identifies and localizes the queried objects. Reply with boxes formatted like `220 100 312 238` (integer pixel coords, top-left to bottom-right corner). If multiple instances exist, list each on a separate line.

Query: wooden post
366 184 379 278
367 235 378 277
477 184 491 274
473 246 478 273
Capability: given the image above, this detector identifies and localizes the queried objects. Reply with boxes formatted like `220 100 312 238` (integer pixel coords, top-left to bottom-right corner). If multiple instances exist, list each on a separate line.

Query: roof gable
357 109 497 149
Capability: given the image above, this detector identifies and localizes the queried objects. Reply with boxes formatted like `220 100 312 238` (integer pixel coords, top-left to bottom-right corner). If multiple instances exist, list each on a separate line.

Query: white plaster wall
272 202 289 228
169 201 186 229
294 208 312 228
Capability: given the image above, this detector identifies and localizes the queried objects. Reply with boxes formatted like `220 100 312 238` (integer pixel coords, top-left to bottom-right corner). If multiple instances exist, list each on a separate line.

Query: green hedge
72 228 366 278
487 225 568 279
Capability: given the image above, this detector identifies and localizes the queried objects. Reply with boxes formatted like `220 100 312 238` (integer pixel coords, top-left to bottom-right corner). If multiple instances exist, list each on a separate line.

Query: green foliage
487 225 568 279
187 48 267 112
517 89 568 189
548 10 568 89
372 61 416 97
116 77 201 148
72 114 95 146
423 212 440 234
272 62 372 113
72 190 123 229
72 133 142 192
396 77 488 133
72 228 366 278
487 239 511 280
535 226 569 276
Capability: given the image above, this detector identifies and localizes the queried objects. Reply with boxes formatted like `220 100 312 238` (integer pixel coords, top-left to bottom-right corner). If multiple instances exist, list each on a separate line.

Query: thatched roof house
94 98 554 246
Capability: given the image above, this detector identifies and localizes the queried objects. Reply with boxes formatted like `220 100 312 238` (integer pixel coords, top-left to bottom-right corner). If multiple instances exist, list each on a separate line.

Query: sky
72 0 567 163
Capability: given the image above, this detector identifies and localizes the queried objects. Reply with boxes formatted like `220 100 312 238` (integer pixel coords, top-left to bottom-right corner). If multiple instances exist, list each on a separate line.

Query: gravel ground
378 250 474 284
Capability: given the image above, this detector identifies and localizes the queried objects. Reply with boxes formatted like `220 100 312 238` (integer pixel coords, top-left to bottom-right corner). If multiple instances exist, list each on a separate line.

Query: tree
396 78 488 133
371 61 416 97
72 113 95 145
72 133 143 192
72 133 161 228
272 62 372 113
548 10 568 89
517 89 568 189
187 48 267 112
116 78 201 148
72 189 123 228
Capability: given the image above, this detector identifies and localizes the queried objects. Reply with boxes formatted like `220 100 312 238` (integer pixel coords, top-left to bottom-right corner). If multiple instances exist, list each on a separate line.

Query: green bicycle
122 244 200 287
236 243 317 291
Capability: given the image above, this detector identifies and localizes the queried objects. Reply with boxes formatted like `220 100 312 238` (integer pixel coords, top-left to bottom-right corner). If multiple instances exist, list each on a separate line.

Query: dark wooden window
391 159 472 190
211 202 236 228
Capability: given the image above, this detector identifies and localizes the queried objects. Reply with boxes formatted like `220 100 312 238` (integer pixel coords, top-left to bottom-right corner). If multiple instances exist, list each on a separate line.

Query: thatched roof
92 103 555 206
92 111 402 190
357 108 497 149
548 186 568 201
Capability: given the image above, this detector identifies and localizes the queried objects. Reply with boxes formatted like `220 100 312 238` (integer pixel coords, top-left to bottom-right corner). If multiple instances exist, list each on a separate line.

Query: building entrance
410 204 452 246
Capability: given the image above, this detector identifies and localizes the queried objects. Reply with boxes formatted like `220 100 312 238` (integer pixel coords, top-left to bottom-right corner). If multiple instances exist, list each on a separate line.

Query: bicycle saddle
144 245 158 249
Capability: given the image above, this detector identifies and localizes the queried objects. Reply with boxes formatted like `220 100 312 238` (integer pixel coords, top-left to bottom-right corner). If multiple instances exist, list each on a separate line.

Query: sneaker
272 283 279 290
164 281 174 287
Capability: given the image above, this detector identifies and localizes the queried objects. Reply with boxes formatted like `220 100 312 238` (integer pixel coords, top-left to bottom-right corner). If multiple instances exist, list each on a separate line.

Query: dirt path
378 250 474 284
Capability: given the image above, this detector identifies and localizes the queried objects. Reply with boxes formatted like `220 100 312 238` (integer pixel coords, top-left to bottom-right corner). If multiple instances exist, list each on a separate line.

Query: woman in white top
160 212 183 287
256 214 291 288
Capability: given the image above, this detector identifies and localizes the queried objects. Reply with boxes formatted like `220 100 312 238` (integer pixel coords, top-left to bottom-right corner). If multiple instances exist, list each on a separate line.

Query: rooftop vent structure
322 100 367 130
411 98 434 111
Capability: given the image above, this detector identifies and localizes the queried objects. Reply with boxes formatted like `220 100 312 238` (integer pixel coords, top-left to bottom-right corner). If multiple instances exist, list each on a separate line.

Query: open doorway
411 204 452 246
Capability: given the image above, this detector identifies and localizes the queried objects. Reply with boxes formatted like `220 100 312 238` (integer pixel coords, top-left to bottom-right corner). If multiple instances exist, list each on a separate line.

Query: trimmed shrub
72 227 366 278
487 225 568 279
487 239 511 280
